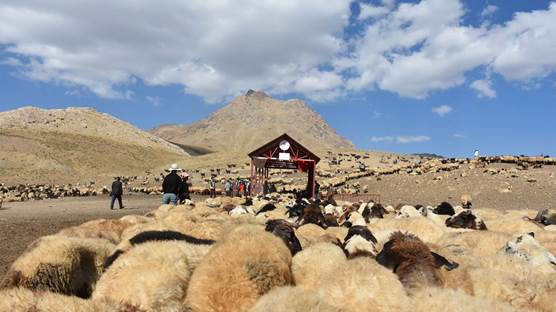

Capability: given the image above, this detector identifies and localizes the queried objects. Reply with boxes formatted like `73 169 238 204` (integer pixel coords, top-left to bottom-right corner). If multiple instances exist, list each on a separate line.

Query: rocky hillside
150 90 354 155
0 106 188 184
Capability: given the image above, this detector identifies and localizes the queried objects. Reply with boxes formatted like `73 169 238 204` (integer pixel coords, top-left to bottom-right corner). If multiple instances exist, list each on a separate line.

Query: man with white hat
162 163 182 205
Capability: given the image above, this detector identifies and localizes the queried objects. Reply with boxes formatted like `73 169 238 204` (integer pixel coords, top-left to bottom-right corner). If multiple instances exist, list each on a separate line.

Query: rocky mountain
0 106 187 184
150 90 354 156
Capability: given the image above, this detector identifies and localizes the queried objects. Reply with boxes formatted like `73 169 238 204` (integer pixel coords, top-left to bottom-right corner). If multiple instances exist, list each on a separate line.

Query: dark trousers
110 195 123 209
210 189 216 198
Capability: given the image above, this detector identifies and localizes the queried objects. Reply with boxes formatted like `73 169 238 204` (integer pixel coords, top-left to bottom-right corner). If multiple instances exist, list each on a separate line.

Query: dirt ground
0 194 192 278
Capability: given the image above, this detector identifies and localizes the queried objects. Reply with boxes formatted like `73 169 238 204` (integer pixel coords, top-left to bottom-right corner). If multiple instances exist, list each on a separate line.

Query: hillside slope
150 90 354 156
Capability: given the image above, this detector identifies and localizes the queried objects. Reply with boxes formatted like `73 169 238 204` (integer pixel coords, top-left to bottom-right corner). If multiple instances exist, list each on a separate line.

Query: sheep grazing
500 232 556 268
249 286 342 312
94 240 211 312
265 219 302 255
0 236 114 298
297 202 328 229
434 202 455 216
376 231 458 293
446 210 488 230
104 230 215 270
342 225 378 258
185 225 293 312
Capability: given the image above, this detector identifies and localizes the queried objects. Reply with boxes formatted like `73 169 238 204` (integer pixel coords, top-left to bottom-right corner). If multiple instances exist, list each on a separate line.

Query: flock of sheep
1 193 556 312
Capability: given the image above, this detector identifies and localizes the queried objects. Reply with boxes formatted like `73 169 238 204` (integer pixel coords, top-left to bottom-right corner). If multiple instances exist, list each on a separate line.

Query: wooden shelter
248 133 320 198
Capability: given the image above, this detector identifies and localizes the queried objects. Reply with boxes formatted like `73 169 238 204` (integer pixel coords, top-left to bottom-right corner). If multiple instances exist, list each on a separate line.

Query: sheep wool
0 287 138 312
249 286 342 312
319 257 410 311
411 287 522 312
0 236 114 298
93 240 211 312
291 243 346 291
185 225 293 312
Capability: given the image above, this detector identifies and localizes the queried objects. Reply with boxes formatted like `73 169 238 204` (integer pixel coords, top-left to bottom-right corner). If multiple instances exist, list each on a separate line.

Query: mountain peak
151 93 354 155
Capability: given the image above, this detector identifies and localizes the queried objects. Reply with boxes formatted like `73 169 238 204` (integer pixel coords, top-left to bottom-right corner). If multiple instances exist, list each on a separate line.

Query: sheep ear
528 232 535 238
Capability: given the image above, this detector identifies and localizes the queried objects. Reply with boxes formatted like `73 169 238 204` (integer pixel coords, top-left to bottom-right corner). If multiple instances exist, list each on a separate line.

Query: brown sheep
297 203 328 229
184 225 293 312
446 210 488 230
376 231 458 293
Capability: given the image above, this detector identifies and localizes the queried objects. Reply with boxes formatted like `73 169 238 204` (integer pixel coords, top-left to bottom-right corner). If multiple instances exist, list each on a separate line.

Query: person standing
178 172 191 204
209 175 217 198
314 180 321 200
162 163 181 205
110 177 124 210
224 179 232 197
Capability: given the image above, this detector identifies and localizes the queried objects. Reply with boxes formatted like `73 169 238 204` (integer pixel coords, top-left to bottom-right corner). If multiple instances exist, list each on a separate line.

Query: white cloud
432 105 453 116
0 0 350 102
481 5 498 18
370 135 431 144
1 0 556 102
370 136 394 143
396 136 431 144
470 79 496 98
359 4 390 20
453 133 466 139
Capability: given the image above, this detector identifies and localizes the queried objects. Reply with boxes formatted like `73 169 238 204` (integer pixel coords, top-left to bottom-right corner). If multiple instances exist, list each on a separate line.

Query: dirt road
0 194 169 278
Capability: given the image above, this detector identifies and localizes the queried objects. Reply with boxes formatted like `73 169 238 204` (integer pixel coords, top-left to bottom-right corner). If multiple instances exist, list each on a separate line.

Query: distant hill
150 90 354 157
0 107 187 184
412 153 445 159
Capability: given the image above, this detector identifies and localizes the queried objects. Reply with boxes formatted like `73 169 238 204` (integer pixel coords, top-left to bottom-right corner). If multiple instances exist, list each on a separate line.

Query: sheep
500 232 556 268
93 240 211 312
445 210 487 230
103 230 215 270
434 202 455 216
396 205 422 219
295 224 327 249
410 287 521 312
265 219 302 255
57 218 142 244
461 194 472 209
376 231 458 293
297 202 327 229
318 257 411 311
255 202 276 215
371 216 447 244
184 225 293 312
0 287 141 312
369 203 388 219
342 225 378 258
249 286 342 312
524 208 556 226
291 243 346 291
0 236 114 298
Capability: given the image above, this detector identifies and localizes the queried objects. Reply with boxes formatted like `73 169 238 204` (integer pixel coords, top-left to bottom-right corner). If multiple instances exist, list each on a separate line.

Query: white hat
168 163 182 171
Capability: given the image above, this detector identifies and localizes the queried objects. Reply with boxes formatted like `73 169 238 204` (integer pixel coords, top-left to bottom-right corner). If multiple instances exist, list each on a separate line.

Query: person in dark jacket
110 177 124 209
178 172 191 204
162 163 182 205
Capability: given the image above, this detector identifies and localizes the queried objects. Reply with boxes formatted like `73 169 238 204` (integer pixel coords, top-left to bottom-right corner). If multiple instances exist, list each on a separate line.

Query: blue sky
1 0 555 157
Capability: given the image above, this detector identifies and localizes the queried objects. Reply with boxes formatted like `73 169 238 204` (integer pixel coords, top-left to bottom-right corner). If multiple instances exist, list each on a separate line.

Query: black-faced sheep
434 202 455 216
256 203 276 215
376 231 458 293
342 225 378 258
184 225 293 312
445 210 487 230
265 219 302 255
0 236 114 298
